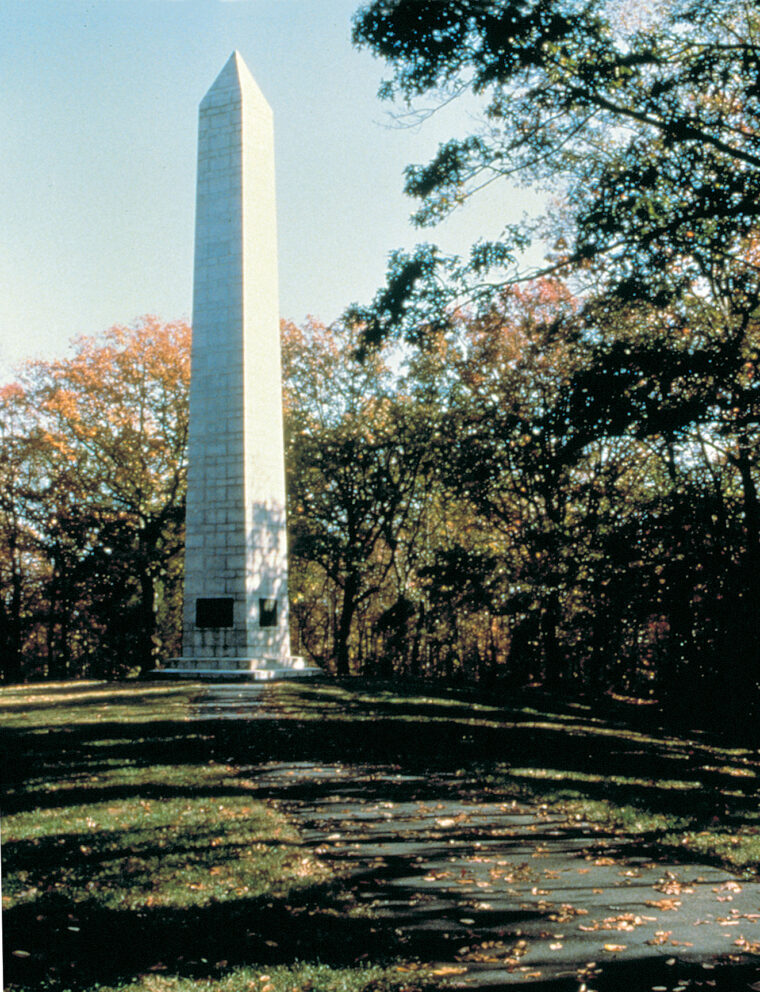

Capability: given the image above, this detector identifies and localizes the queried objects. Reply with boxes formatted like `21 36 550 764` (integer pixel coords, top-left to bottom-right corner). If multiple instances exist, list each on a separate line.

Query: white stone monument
165 52 318 680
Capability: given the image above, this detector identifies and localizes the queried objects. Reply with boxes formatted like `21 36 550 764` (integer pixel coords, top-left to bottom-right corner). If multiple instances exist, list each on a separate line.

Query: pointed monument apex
201 50 271 114
162 54 319 681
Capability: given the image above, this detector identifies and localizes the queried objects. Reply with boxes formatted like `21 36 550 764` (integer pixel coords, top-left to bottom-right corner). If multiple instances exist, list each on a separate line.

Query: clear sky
1 0 542 378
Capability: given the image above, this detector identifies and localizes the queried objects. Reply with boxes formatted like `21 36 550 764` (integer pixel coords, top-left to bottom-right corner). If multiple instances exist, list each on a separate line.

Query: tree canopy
351 0 760 339
0 318 190 680
346 0 760 721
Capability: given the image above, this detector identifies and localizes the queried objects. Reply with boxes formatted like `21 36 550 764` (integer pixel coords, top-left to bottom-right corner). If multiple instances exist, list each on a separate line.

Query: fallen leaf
715 881 743 893
647 931 672 946
734 937 760 954
645 898 682 911
654 872 694 895
603 944 627 952
550 903 588 922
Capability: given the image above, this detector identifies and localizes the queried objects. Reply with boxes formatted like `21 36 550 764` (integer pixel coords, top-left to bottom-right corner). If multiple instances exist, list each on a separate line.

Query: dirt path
196 686 760 990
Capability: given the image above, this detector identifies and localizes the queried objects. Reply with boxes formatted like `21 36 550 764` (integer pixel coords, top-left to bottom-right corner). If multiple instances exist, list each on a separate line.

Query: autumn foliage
2 299 760 731
0 317 190 679
282 284 760 728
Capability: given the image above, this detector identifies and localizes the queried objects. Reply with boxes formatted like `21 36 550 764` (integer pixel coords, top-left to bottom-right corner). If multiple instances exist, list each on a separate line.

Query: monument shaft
179 52 293 671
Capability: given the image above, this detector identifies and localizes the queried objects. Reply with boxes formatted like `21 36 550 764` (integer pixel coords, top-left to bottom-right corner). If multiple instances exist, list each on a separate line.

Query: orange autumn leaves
0 317 191 677
29 317 191 509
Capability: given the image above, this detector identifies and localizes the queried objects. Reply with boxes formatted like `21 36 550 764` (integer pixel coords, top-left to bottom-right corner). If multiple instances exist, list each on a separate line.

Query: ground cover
265 681 760 876
0 681 434 992
2 679 760 992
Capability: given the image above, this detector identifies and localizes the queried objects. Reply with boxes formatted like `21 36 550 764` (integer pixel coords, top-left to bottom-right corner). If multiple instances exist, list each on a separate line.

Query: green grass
81 962 433 992
1 681 434 992
267 680 760 875
3 677 760 992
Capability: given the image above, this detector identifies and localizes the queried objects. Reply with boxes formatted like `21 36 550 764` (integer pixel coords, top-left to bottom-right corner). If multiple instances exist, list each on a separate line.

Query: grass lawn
0 681 435 992
262 680 760 873
2 678 760 991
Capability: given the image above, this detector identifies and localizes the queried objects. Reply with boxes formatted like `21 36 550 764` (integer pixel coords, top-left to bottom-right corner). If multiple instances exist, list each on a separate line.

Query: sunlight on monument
162 52 319 681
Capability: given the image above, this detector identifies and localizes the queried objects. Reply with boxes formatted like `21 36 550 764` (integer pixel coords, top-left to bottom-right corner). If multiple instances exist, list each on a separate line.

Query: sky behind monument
1 0 543 378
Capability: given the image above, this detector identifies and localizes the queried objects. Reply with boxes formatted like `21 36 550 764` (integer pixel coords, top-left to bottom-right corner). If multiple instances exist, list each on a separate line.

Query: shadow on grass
3 679 760 991
1 780 258 817
4 682 759 831
4 883 404 989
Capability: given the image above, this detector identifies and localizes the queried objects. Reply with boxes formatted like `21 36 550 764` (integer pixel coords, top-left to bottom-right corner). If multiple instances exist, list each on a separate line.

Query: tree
351 0 760 338
0 384 45 682
562 291 760 712
283 319 429 675
4 316 191 679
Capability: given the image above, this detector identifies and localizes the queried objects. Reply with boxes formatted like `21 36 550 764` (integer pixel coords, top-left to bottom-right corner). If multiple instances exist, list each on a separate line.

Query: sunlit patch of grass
507 766 700 791
581 802 681 835
3 765 324 912
702 763 757 778
482 763 760 874
82 962 432 992
676 828 760 871
562 797 689 835
0 680 199 727
474 765 693 835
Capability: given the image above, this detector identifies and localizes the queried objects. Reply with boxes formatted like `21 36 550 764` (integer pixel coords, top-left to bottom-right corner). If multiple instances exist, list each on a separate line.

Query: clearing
3 679 760 991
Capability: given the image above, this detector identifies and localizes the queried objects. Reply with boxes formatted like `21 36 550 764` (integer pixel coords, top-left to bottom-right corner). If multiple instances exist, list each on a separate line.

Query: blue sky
1 0 542 377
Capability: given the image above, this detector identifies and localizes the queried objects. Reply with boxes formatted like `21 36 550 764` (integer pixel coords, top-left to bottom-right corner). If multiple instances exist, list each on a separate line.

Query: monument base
155 657 322 682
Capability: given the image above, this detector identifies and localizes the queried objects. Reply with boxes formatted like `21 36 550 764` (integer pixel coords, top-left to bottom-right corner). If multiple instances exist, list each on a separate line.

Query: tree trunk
48 557 70 681
728 447 760 728
409 602 425 677
138 569 160 674
2 541 24 683
541 590 564 686
6 564 23 683
335 572 358 676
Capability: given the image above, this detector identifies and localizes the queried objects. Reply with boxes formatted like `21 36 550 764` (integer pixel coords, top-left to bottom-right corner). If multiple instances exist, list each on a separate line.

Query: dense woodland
2 0 760 725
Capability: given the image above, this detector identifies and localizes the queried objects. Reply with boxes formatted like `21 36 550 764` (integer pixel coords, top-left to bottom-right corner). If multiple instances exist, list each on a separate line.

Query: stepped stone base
156 657 322 682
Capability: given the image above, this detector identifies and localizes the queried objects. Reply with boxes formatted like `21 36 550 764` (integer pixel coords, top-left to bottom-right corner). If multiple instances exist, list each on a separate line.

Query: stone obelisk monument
168 52 316 680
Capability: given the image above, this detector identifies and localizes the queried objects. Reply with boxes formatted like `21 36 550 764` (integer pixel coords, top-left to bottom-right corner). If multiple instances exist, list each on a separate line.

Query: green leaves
346 244 456 352
353 0 760 341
